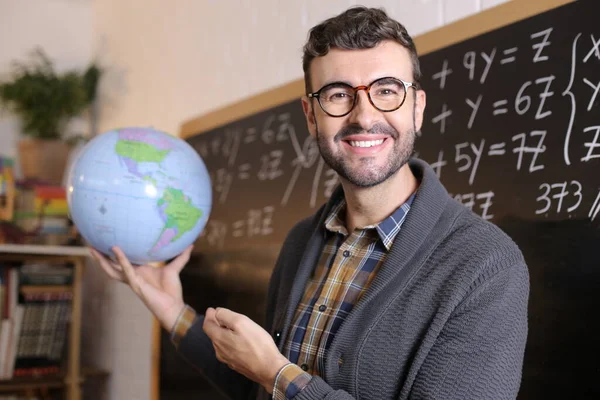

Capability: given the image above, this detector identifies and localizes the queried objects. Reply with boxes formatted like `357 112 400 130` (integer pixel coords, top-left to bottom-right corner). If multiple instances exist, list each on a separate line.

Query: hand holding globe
67 126 212 329
90 244 192 330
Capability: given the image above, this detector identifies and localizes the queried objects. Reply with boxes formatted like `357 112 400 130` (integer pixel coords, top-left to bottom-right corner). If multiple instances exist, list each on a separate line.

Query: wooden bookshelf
0 244 91 400
0 367 109 394
0 245 89 257
0 375 66 392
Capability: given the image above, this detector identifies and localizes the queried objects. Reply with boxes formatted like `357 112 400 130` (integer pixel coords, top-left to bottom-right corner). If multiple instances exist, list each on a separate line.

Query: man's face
302 40 426 188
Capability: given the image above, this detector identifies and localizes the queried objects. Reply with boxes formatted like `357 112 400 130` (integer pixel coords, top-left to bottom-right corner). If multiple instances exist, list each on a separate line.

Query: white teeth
349 139 384 148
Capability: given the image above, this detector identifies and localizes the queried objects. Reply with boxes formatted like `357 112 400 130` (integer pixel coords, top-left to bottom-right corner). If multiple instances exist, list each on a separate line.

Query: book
13 286 72 378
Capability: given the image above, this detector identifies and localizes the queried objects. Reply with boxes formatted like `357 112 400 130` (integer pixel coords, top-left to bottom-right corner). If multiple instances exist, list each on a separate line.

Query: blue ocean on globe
66 127 212 264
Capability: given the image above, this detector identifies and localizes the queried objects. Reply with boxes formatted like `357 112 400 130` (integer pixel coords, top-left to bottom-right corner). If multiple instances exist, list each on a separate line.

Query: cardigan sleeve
410 258 530 400
173 312 258 400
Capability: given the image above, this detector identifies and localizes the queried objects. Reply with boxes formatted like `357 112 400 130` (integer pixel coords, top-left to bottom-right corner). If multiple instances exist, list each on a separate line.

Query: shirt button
343 250 350 257
301 363 309 371
318 304 327 312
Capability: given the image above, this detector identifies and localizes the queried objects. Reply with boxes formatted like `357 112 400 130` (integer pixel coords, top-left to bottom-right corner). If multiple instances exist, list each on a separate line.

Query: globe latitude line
72 185 210 208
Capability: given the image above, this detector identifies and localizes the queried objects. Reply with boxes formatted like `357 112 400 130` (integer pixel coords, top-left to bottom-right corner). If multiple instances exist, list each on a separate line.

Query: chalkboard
416 1 599 397
185 98 340 252
168 0 600 398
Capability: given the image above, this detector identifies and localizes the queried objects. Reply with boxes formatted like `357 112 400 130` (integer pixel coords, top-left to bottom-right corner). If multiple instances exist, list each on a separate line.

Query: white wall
1 0 509 399
92 0 510 138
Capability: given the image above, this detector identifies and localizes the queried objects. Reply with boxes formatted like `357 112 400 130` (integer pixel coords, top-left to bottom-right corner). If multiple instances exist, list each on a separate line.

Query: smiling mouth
346 138 386 148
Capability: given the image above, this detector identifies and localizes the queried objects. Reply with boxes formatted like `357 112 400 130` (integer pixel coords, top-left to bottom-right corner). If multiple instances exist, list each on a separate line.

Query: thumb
203 308 221 337
165 245 193 274
205 307 217 323
204 307 224 328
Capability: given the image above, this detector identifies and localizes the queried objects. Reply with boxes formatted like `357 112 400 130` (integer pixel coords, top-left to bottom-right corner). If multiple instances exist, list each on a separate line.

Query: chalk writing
186 1 600 252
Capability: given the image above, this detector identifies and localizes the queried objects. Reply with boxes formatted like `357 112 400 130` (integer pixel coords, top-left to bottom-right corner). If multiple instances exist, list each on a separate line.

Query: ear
301 96 318 139
413 89 427 132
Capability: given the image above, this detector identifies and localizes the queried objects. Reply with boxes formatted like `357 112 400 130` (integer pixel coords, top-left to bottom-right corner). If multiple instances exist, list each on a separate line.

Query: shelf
0 367 109 393
0 375 66 392
0 244 94 399
0 244 89 257
81 366 110 379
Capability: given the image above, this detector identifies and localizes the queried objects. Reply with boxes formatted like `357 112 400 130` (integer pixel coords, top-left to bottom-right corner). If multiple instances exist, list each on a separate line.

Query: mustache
334 123 399 142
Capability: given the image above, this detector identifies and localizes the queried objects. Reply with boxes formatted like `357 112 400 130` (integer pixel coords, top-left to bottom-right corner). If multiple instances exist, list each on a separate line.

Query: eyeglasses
307 77 418 118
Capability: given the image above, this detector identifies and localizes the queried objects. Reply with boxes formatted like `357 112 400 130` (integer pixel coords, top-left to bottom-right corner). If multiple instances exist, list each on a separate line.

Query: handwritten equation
188 110 339 249
188 7 599 251
421 22 599 225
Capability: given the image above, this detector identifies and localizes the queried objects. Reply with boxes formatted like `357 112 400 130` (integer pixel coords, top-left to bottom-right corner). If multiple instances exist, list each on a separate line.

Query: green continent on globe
116 140 170 163
157 187 202 241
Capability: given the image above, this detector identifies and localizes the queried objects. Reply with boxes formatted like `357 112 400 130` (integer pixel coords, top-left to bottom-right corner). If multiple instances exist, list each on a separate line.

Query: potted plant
0 48 101 184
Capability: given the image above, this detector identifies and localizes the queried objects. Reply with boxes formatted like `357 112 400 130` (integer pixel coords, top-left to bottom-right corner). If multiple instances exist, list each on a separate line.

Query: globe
66 127 212 264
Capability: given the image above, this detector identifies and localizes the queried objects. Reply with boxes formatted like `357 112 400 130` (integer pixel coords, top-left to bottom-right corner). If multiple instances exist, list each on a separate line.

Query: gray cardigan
177 158 529 400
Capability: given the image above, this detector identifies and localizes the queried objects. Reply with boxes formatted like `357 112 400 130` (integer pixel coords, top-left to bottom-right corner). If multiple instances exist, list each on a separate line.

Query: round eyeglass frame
307 76 419 118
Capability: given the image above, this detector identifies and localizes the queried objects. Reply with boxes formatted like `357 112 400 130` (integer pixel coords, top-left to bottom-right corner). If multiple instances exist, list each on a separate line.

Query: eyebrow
374 77 403 85
318 80 353 90
318 76 406 91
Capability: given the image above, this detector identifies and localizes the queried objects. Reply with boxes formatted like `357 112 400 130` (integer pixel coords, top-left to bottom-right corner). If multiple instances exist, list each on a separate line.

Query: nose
348 90 378 130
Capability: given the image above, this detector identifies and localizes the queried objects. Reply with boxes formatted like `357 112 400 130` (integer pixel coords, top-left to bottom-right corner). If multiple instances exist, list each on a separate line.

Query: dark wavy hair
302 7 421 94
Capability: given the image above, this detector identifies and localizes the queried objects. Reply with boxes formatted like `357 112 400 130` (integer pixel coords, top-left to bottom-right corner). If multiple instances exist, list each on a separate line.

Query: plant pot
18 139 71 185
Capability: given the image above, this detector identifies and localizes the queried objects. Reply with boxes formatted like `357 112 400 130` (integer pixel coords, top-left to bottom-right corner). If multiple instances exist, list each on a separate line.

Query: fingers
203 307 221 337
214 307 242 330
90 248 125 282
112 246 140 291
205 307 217 323
166 245 193 274
203 307 233 334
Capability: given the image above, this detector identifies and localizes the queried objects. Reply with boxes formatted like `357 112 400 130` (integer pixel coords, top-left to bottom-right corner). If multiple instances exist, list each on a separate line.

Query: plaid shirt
171 195 414 399
274 194 414 399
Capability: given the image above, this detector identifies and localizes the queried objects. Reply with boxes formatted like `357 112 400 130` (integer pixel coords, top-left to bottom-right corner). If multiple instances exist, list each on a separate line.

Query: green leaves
0 48 102 140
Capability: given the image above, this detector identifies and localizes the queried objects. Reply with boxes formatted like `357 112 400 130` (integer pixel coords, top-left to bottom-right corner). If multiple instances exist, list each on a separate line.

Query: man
92 6 529 400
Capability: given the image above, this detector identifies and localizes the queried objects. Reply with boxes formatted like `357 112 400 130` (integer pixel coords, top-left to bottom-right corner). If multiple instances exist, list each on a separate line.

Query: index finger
214 308 244 330
90 248 125 282
112 246 140 288
203 308 224 338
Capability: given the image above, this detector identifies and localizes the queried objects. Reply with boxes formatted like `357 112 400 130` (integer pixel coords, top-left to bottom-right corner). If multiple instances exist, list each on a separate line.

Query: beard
316 120 416 188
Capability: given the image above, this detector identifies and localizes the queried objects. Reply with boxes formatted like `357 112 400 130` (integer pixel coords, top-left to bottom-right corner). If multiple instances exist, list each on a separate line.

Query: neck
341 164 418 233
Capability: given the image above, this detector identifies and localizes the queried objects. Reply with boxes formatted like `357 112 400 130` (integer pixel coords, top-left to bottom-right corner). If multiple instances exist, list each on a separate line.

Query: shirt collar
324 193 415 251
